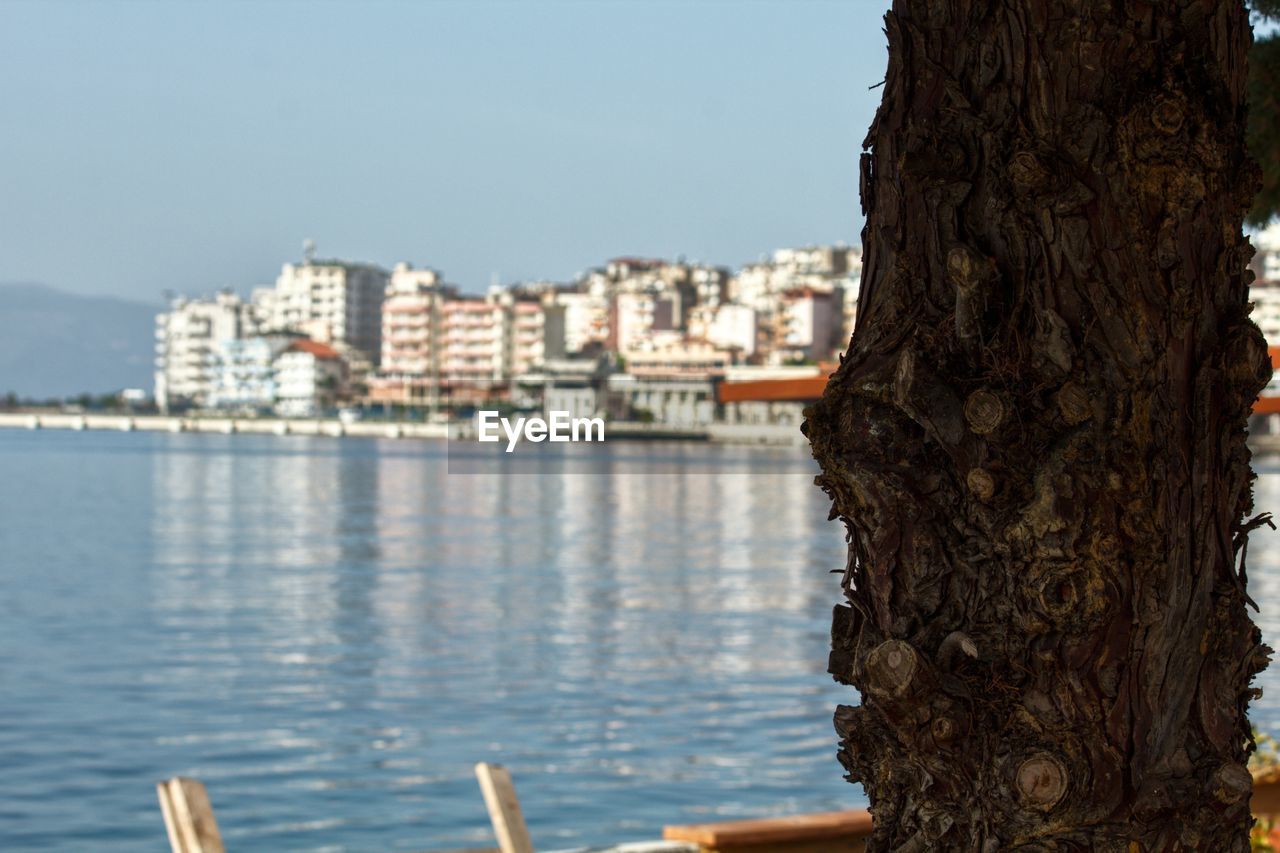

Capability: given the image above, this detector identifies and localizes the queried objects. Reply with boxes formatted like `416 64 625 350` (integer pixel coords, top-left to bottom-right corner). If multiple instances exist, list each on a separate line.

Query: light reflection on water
6 432 1280 851
0 432 853 851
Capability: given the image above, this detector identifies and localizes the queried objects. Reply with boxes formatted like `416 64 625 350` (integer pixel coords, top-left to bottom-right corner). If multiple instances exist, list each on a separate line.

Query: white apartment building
262 259 389 364
612 290 679 354
155 291 259 412
543 290 609 357
1255 222 1280 283
1252 280 1280 346
274 340 345 417
777 288 842 364
706 303 758 356
1250 224 1280 347
732 244 860 312
494 291 546 377
208 333 297 412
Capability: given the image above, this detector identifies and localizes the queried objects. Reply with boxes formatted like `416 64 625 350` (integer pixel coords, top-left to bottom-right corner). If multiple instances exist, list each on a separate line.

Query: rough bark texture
804 1 1273 849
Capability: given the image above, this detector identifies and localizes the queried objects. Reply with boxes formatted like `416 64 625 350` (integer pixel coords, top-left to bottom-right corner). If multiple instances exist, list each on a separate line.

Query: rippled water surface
0 431 863 851
8 432 1280 851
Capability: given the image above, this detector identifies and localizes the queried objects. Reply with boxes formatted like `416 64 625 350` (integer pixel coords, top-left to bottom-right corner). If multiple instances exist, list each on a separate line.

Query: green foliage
1248 34 1280 226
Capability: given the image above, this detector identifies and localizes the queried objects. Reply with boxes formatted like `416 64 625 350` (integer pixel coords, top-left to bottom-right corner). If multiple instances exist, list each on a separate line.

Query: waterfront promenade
0 412 808 446
0 411 448 440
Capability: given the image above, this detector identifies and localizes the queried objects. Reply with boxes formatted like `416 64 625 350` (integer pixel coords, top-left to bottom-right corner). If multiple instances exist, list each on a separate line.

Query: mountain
0 283 159 399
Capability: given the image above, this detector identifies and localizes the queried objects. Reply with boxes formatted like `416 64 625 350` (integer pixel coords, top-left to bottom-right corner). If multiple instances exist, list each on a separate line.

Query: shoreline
0 412 810 447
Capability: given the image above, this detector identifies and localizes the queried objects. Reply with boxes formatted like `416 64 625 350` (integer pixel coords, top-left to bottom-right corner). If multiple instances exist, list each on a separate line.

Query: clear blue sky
0 0 890 301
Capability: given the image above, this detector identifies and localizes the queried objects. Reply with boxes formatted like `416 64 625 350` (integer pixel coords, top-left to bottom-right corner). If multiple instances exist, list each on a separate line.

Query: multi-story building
543 290 609 357
612 290 679 354
1254 222 1280 284
261 258 389 364
731 245 860 363
274 340 346 417
209 333 298 412
438 297 505 402
365 272 552 409
1252 224 1280 348
688 303 758 357
368 263 455 408
1251 280 1280 346
154 291 259 412
497 292 546 377
776 287 842 364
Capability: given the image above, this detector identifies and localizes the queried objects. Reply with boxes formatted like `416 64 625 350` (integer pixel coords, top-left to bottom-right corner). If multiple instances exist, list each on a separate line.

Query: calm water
0 431 860 851
7 433 1280 852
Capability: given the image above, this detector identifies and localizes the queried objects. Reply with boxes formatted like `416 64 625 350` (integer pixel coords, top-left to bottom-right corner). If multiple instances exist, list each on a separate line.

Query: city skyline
0 0 891 303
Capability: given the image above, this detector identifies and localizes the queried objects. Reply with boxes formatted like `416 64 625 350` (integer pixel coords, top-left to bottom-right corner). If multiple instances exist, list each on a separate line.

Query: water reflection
138 434 853 850
14 433 1280 851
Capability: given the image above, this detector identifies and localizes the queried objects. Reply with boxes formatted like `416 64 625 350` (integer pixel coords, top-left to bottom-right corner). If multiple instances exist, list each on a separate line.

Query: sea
4 430 1280 850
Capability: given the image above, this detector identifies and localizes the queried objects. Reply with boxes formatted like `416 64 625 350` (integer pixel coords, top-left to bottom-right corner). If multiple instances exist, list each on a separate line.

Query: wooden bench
154 768 1280 852
662 771 1280 853
662 810 872 853
474 762 696 853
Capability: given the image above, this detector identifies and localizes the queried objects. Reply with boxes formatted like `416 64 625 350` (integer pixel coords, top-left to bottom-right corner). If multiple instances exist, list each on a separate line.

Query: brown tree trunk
804 1 1273 849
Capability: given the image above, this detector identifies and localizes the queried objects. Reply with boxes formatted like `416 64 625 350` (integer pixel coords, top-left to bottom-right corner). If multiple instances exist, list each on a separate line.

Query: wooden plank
474 762 535 853
156 777 225 853
663 809 873 850
1254 772 1280 815
156 781 183 853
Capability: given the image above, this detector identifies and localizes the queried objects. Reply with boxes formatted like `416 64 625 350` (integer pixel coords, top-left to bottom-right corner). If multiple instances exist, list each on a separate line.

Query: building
688 303 758 357
1252 224 1280 345
730 245 860 363
439 297 505 393
209 333 298 412
274 340 346 417
261 257 389 364
154 291 259 412
543 290 609 357
718 364 828 427
612 290 679 354
1255 222 1280 283
369 274 552 409
512 356 614 419
602 339 734 427
369 263 455 408
776 287 842 364
1252 280 1280 345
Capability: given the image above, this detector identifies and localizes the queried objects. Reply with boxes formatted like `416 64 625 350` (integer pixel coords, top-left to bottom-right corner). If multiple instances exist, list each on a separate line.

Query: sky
0 0 891 301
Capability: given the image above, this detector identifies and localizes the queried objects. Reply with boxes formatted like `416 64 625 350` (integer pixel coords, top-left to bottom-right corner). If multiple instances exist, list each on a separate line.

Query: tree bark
804 1 1272 849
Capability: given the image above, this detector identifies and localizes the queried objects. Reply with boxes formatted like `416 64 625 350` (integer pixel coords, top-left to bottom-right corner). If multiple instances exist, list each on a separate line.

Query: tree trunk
804 1 1272 849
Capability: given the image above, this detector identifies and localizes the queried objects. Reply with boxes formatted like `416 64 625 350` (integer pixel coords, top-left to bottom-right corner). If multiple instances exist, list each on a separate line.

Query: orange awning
718 376 828 404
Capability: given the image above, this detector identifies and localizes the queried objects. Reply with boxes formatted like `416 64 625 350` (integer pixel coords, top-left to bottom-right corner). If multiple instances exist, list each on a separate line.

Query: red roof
288 340 341 360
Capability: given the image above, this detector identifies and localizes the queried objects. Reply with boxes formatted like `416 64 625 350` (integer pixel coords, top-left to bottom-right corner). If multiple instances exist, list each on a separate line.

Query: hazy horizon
0 0 890 302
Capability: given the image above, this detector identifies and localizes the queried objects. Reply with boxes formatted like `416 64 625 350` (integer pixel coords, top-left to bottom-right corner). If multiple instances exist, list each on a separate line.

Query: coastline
0 411 810 447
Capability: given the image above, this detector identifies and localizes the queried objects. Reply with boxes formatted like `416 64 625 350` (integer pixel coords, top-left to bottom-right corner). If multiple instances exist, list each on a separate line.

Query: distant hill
0 283 159 399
